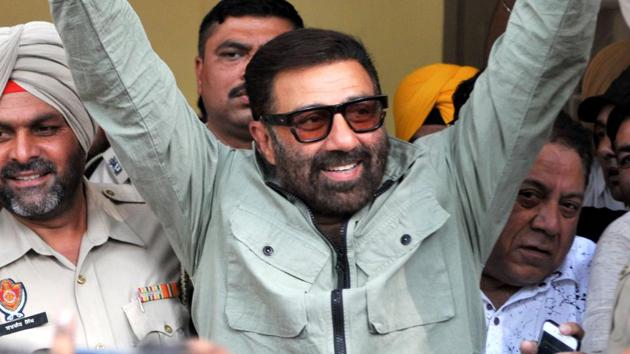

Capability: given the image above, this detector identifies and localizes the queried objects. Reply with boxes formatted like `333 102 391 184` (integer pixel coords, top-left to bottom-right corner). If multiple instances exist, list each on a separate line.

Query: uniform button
77 275 87 285
493 317 500 325
95 344 105 350
262 246 274 256
486 304 493 310
104 189 115 197
164 324 173 334
400 234 412 245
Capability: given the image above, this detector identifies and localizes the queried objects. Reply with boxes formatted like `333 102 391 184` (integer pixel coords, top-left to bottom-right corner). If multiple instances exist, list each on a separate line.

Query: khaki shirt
0 182 188 352
50 0 599 353
606 264 630 354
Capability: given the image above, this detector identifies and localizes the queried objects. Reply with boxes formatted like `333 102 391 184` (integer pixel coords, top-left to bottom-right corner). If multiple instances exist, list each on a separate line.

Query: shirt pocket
358 191 455 333
225 205 330 337
123 298 190 345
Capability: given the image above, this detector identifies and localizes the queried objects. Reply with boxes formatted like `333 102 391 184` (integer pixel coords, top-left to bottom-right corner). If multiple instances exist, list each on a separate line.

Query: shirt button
400 234 412 245
77 275 87 285
104 189 115 197
486 304 493 310
493 317 500 325
262 246 274 256
164 324 173 334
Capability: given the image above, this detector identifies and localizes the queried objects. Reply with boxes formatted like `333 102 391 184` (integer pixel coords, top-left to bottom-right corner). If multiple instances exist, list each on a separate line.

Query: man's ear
250 121 276 165
194 56 204 96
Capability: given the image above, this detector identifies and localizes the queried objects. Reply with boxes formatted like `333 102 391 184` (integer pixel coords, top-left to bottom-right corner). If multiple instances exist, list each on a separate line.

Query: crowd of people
0 0 628 353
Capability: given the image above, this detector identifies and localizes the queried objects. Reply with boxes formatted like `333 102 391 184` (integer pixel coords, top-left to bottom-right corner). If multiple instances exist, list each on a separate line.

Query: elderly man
87 0 303 184
0 22 188 352
49 0 598 353
481 114 595 354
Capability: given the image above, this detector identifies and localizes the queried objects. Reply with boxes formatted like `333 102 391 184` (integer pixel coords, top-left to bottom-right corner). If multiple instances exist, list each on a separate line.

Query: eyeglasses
260 95 388 143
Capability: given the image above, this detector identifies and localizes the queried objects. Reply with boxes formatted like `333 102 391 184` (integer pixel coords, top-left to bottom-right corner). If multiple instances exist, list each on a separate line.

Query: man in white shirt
481 114 595 354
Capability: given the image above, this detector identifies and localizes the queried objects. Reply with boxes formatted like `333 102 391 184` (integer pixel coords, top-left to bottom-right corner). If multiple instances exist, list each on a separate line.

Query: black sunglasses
260 95 388 143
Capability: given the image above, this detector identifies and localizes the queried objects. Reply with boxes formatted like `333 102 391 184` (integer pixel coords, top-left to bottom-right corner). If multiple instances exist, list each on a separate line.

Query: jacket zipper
332 222 349 354
266 181 394 354
301 202 349 354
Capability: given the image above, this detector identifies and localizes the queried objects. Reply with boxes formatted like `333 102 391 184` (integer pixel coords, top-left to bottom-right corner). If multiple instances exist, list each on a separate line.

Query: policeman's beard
269 128 389 217
0 148 84 219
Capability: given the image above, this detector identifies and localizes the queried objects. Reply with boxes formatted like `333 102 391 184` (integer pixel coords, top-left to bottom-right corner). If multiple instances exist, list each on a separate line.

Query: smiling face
195 16 295 148
483 143 586 287
0 92 84 220
253 60 388 217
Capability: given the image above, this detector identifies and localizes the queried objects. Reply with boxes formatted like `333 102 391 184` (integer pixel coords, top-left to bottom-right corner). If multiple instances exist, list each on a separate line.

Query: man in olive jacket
49 0 599 353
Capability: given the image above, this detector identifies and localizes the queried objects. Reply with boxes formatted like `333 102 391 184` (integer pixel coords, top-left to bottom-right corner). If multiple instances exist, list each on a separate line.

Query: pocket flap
229 205 330 284
357 190 449 276
360 190 455 333
123 298 189 341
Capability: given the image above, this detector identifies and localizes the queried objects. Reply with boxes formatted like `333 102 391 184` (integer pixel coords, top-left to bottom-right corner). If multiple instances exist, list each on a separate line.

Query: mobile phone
537 320 579 354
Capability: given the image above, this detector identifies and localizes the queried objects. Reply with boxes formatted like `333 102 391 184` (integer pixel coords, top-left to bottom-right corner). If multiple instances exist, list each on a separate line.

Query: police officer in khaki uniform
0 22 189 352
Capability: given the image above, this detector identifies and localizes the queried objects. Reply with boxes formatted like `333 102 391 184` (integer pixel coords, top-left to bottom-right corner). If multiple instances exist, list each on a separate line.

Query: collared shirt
0 182 188 352
482 237 595 354
583 162 626 210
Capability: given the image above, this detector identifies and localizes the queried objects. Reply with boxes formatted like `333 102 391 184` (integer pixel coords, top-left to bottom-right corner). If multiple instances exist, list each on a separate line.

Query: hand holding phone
537 320 579 354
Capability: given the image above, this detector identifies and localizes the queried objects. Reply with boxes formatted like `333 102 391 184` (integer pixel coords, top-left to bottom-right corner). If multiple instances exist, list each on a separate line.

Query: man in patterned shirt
480 113 596 354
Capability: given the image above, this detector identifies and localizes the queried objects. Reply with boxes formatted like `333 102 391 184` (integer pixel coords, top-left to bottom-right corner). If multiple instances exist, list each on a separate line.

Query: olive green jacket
50 0 599 353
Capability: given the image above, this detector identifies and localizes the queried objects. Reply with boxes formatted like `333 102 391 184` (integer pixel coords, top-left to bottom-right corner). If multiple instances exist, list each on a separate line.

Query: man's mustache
228 84 247 99
1 159 56 179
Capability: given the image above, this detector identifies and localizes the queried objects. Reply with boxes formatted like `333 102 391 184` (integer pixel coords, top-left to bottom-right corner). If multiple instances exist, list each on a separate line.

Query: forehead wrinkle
0 107 64 129
29 113 65 126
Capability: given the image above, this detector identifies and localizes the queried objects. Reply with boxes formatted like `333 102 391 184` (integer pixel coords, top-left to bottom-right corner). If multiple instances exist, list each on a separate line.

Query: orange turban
394 63 479 141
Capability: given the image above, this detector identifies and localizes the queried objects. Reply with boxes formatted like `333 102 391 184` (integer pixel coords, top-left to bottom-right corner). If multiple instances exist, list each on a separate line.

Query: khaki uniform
607 264 630 354
0 182 189 352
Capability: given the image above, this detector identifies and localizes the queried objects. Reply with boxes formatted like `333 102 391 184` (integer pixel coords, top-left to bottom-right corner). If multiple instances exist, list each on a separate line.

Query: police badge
0 279 26 322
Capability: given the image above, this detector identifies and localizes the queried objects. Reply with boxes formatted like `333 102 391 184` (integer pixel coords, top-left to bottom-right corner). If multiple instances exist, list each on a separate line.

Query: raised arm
49 0 225 276
426 0 600 261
